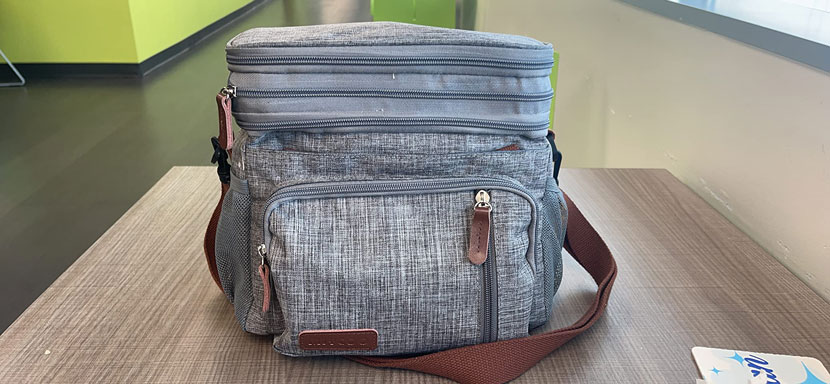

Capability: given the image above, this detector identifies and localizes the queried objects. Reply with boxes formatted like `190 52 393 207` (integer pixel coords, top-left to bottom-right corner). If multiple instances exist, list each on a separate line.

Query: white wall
474 0 830 301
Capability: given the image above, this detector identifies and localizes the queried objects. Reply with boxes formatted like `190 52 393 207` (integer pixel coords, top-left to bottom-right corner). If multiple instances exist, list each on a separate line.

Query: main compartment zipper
234 88 553 102
227 55 553 70
259 177 536 345
483 216 498 343
237 117 550 132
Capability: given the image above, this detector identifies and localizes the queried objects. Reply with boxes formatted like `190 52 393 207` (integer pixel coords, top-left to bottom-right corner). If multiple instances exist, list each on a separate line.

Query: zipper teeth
488 233 498 342
482 243 492 343
235 88 554 101
482 231 498 343
265 179 527 206
227 55 553 69
262 178 534 248
239 117 549 131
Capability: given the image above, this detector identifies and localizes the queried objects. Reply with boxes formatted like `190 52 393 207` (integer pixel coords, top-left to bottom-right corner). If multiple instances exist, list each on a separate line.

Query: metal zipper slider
220 85 237 98
257 244 267 264
257 244 271 312
475 190 491 209
468 190 492 265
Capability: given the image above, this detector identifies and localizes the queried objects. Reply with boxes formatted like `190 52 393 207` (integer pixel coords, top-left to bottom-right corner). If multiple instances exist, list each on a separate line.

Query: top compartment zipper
226 55 553 70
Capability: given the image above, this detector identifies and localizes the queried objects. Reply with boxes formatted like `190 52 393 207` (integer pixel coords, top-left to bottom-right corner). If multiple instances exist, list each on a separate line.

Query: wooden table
1 167 828 383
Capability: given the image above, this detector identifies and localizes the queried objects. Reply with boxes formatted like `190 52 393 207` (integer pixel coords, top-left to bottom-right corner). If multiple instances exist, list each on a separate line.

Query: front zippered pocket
261 177 537 356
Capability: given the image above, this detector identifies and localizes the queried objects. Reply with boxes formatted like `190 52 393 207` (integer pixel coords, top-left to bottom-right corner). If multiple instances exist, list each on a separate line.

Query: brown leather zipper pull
216 86 235 151
257 244 271 312
468 190 492 265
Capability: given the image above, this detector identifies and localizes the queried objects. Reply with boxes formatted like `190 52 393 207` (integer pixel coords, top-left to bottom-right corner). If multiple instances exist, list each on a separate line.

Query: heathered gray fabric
251 132 548 155
246 135 552 202
229 131 248 178
489 190 534 340
214 22 566 354
272 192 481 355
228 22 548 50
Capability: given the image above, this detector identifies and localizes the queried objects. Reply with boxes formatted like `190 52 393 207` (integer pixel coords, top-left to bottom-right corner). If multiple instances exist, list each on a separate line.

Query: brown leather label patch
495 143 520 151
298 329 378 351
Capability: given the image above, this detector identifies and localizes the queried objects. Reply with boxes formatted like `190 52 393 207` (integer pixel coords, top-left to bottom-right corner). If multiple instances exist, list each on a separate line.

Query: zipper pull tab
216 86 236 151
257 244 271 312
468 190 492 265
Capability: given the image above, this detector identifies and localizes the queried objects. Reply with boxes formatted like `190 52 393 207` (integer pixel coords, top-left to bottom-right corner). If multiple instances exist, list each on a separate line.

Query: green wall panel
372 0 455 28
0 0 252 64
128 0 252 62
0 0 138 63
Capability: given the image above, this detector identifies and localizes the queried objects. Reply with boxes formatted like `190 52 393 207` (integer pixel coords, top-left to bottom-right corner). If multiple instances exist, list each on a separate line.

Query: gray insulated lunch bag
203 22 617 384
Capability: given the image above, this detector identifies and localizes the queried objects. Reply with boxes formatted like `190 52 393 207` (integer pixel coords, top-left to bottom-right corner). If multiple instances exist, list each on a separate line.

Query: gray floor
0 0 370 332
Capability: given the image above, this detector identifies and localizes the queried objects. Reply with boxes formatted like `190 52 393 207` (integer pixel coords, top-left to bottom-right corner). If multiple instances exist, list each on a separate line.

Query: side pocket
215 174 253 328
529 176 566 329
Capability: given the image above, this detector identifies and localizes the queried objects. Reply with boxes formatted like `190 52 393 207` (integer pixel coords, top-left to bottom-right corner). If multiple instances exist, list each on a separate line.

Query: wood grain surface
0 167 828 383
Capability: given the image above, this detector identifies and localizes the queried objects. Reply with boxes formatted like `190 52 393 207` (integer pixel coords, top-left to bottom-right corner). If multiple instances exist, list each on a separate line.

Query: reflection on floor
0 0 371 332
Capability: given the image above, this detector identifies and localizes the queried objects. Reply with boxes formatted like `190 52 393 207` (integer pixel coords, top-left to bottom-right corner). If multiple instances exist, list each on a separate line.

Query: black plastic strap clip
546 131 563 185
210 136 231 185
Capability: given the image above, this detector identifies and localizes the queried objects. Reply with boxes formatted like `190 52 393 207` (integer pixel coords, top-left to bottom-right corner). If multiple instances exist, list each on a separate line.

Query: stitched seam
473 220 482 255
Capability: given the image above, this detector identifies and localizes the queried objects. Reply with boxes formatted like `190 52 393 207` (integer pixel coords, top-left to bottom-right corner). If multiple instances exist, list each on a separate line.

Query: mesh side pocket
215 176 252 327
530 176 566 328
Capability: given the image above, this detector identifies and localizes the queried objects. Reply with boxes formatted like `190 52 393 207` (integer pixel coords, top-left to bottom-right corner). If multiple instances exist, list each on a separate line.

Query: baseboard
10 0 268 79
10 63 142 78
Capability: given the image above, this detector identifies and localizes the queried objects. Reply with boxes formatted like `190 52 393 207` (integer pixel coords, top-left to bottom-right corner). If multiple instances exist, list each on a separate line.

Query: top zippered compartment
224 22 554 137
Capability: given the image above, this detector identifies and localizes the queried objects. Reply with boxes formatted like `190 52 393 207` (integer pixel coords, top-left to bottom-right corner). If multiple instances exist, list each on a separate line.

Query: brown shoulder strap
347 192 618 384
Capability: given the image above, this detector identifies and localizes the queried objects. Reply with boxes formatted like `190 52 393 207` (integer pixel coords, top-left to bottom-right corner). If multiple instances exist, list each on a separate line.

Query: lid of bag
227 21 550 50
